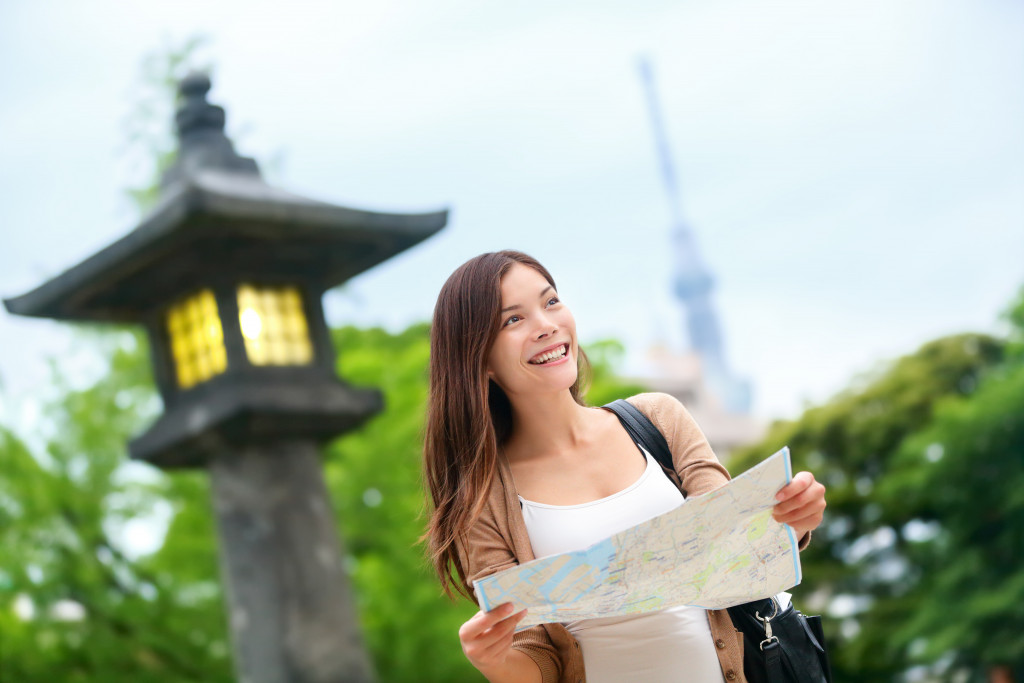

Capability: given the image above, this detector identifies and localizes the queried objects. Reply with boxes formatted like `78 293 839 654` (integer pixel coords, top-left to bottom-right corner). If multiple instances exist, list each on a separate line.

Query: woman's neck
502 390 599 463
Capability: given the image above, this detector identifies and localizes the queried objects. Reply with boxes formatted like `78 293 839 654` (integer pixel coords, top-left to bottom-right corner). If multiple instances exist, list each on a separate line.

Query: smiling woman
486 263 579 394
422 250 826 683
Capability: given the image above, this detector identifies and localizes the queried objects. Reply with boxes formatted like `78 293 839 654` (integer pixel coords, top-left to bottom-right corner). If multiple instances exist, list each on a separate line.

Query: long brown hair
423 250 591 599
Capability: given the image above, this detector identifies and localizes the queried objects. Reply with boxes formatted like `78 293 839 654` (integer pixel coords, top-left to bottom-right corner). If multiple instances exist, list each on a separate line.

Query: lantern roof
4 72 448 322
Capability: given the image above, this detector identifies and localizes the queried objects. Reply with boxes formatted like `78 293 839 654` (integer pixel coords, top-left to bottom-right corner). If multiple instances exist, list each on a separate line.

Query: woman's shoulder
621 392 730 492
623 391 689 419
620 392 706 449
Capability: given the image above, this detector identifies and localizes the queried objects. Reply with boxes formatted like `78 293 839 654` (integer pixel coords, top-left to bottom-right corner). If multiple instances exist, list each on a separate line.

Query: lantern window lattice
237 284 314 367
167 289 228 389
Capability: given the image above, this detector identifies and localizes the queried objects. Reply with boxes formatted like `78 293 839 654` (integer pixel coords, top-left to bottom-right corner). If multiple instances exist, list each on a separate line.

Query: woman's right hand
459 602 529 675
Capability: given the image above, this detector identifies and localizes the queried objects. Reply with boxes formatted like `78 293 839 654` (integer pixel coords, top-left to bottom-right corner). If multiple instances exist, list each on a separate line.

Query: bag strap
602 399 686 497
762 639 786 683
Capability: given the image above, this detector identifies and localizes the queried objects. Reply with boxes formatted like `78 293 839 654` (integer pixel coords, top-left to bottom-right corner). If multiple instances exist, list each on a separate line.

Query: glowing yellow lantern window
166 289 228 389
237 284 314 366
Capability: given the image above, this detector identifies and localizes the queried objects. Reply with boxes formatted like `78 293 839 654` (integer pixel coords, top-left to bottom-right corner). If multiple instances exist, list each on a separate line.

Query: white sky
1 0 1022 423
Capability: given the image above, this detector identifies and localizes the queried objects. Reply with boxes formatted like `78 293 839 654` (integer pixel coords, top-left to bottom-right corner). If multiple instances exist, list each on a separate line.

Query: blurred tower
634 58 761 460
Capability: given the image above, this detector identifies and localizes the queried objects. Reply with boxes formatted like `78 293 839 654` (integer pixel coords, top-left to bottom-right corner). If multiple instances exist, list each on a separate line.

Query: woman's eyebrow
500 286 554 314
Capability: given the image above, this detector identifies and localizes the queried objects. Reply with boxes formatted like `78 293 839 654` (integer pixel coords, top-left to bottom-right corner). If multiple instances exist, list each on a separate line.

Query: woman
423 250 826 683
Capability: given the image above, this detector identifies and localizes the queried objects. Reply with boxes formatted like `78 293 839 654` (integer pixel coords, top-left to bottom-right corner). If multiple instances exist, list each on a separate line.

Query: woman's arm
480 651 543 683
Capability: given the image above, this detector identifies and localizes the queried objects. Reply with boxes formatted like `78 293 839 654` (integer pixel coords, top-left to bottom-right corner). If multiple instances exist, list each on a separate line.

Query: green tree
731 291 1024 682
879 291 1024 682
121 34 212 212
0 329 233 682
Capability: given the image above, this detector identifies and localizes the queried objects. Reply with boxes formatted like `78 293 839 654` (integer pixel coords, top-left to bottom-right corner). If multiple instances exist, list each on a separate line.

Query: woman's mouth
528 344 569 365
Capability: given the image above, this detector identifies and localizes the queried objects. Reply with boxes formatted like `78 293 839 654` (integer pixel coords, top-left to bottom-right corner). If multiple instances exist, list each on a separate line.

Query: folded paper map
472 447 801 630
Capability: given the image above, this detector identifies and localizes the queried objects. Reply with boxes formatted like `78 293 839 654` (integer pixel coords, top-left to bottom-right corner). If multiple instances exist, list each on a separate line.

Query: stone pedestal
210 442 374 683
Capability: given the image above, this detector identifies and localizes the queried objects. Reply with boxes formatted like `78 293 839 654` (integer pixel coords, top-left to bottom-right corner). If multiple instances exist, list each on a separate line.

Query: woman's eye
547 297 560 306
503 315 522 327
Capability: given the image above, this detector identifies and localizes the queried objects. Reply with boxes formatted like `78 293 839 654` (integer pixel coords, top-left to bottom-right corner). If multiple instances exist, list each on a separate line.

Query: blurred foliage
121 34 212 212
882 352 1024 677
1004 284 1024 362
0 329 231 682
731 290 1024 682
0 322 642 682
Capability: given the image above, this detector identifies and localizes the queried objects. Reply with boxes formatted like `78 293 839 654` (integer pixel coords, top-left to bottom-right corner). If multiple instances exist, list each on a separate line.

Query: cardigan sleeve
459 499 563 683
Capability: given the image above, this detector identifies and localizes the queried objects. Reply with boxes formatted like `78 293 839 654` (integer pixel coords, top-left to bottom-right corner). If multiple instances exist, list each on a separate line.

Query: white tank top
518 447 726 683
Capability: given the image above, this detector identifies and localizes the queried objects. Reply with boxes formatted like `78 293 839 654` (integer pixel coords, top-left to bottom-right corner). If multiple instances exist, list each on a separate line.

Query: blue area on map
476 538 616 612
534 538 614 604
544 540 614 602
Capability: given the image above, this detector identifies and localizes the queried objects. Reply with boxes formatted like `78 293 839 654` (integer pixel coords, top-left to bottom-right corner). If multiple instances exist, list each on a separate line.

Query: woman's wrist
477 649 543 683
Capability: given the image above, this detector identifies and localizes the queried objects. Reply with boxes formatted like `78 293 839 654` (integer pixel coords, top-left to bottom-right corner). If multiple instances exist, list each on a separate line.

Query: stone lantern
4 72 447 683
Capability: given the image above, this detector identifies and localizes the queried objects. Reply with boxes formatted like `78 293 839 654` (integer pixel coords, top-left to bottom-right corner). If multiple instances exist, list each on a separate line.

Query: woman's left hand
772 471 826 541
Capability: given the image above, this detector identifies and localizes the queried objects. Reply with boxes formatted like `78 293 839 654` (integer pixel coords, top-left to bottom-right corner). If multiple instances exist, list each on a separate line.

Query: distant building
629 345 764 463
635 58 764 462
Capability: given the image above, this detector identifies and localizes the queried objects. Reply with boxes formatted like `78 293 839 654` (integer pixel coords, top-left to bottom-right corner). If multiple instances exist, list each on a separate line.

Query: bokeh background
1 1 1021 681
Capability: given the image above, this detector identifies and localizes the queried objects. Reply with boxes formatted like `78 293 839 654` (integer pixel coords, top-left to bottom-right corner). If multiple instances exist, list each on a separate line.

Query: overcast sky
1 0 1022 426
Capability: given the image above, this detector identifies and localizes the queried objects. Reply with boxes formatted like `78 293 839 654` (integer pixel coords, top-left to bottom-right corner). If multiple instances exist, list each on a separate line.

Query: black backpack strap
603 399 685 496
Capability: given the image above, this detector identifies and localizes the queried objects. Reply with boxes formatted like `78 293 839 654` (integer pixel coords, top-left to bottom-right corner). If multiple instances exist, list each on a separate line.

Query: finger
466 609 525 662
478 610 528 657
779 504 825 525
482 608 527 639
783 511 826 539
774 500 826 529
773 493 826 523
478 628 516 660
775 472 814 503
460 603 515 642
773 479 825 517
474 605 524 644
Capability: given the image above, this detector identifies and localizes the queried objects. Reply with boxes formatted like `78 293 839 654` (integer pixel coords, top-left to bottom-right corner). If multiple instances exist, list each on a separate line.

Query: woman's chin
539 366 578 392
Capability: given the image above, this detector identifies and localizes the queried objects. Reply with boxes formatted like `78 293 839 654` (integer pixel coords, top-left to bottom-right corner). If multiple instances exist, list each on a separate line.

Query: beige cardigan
459 392 807 683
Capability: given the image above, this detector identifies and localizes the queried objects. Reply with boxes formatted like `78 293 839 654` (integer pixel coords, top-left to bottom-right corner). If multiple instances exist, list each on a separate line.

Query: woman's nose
533 314 557 339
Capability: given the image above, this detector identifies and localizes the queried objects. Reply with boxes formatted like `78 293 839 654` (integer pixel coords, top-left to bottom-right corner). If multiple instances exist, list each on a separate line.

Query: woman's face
486 263 578 398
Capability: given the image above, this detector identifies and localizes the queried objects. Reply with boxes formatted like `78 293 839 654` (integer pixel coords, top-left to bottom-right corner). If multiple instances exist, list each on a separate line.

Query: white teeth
530 345 567 364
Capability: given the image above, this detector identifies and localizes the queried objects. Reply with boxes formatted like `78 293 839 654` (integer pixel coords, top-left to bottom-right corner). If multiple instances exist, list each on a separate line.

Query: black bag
603 399 833 683
726 596 832 683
